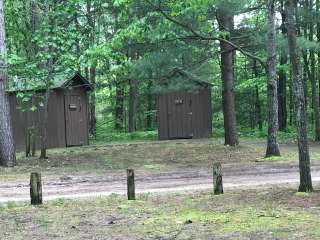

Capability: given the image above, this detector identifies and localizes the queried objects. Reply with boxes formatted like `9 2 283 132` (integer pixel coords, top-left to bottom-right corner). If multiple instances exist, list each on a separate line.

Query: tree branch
146 0 266 67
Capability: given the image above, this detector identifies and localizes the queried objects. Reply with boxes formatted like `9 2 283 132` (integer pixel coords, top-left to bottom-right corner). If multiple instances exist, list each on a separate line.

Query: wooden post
30 172 42 205
213 163 223 195
127 169 135 200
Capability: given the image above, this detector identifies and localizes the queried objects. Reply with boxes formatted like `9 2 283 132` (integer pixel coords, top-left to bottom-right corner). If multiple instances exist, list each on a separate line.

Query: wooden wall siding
167 92 193 139
157 88 212 140
64 88 89 146
157 94 169 140
9 95 27 150
191 88 212 138
10 88 89 151
46 90 66 149
64 92 88 146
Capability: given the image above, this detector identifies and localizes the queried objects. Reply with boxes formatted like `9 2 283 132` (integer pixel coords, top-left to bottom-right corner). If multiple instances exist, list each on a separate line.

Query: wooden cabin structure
156 68 212 140
8 72 92 151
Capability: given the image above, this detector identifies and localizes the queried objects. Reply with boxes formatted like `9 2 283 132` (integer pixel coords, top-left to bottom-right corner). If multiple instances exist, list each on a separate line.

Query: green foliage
5 0 320 143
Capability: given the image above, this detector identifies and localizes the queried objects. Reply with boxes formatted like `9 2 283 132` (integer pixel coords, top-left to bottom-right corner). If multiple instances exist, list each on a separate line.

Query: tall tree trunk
86 0 97 137
217 10 238 146
266 0 280 157
0 0 16 167
39 90 50 159
278 2 288 131
26 0 38 157
89 66 97 137
308 0 320 141
114 80 124 131
285 0 313 192
128 46 138 133
288 70 294 125
253 60 263 131
40 2 55 160
255 85 263 131
146 78 153 130
278 53 287 131
128 78 138 133
317 0 320 108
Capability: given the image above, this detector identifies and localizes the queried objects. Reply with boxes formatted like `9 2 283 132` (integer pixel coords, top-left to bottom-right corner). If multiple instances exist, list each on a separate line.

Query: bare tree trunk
285 0 313 192
217 10 238 146
255 86 263 131
86 0 97 137
278 2 288 131
317 0 320 111
26 0 38 158
0 0 16 167
39 89 50 159
39 2 54 160
266 0 280 157
146 78 153 130
89 66 97 136
278 53 287 131
308 0 320 141
128 46 138 133
253 60 263 131
128 78 138 133
114 80 124 131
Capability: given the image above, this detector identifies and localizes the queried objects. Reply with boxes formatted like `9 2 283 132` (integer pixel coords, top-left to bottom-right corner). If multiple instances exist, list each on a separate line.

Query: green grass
1 189 320 239
2 138 320 182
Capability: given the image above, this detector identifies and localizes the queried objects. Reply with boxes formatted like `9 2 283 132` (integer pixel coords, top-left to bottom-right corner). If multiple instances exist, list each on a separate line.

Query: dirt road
1 160 320 203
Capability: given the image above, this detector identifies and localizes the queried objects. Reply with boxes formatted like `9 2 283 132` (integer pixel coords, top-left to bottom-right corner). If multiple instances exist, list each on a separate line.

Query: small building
8 72 92 150
156 68 212 140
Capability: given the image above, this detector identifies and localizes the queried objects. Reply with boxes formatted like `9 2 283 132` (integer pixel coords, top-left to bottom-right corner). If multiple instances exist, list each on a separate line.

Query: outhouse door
167 92 193 139
64 95 86 146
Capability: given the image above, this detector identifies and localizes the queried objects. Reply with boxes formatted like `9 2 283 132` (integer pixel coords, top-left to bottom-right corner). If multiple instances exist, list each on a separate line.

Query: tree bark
253 60 263 131
278 53 287 131
89 66 97 136
278 2 288 131
146 78 153 130
128 47 138 133
213 163 223 195
128 78 138 133
266 0 280 157
30 172 42 205
86 0 97 137
255 86 263 131
115 80 125 131
217 10 239 146
127 169 135 200
26 0 38 158
285 0 313 192
39 89 50 159
317 0 320 110
308 0 320 141
0 0 16 167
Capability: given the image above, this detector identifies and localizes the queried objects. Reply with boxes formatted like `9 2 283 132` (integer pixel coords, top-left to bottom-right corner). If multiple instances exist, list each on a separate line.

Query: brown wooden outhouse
8 72 92 151
156 68 212 140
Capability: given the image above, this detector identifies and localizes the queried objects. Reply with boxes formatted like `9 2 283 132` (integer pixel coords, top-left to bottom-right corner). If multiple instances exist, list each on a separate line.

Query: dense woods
0 0 319 191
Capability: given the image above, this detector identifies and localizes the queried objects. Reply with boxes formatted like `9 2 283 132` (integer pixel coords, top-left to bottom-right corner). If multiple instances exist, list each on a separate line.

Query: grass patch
1 189 320 239
1 139 320 182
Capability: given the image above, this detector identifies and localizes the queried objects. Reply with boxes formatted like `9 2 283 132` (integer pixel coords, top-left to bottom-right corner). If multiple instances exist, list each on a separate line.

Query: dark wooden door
64 95 86 146
167 92 193 139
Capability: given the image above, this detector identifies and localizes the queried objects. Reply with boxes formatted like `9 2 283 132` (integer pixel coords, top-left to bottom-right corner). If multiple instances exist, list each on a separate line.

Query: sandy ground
1 160 320 203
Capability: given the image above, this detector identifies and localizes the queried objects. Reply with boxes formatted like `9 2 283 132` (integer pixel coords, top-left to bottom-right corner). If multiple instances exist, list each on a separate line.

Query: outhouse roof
153 67 212 93
7 72 93 92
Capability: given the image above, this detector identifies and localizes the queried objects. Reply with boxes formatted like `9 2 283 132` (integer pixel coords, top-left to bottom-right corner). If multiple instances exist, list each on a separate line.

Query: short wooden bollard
127 169 135 200
30 172 43 205
213 163 223 195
